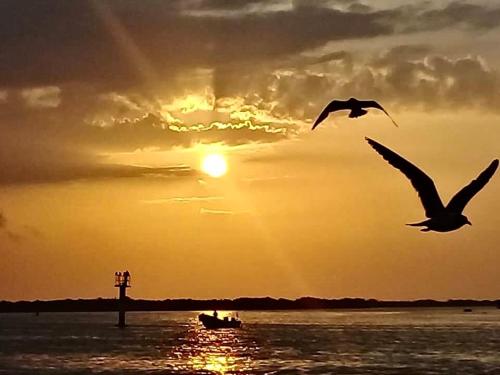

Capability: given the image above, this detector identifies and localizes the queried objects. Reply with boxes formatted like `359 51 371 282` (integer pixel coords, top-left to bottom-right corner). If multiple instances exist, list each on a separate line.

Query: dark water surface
1 309 499 374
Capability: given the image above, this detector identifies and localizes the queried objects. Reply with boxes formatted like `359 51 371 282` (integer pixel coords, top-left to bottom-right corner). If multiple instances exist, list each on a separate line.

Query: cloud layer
1 0 499 88
0 1 499 185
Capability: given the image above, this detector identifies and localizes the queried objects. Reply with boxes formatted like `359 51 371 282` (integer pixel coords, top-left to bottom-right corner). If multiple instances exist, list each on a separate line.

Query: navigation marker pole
114 271 131 328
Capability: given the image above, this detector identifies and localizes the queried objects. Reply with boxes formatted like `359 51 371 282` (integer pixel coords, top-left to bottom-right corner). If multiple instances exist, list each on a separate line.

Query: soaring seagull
312 98 398 130
366 137 498 232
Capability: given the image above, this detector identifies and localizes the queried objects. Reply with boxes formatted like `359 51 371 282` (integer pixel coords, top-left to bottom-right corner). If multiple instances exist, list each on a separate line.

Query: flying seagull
312 98 398 130
366 137 498 232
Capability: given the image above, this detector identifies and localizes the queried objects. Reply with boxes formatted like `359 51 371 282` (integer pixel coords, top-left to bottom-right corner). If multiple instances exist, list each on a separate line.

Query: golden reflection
171 314 256 374
190 353 234 374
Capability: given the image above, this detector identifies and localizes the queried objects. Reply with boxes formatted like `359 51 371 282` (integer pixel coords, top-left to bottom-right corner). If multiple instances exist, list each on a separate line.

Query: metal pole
115 271 130 328
118 283 126 328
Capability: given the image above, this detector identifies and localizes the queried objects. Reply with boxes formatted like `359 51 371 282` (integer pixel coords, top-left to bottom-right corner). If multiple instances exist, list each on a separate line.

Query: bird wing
360 100 399 127
311 100 351 130
446 159 499 214
366 137 445 218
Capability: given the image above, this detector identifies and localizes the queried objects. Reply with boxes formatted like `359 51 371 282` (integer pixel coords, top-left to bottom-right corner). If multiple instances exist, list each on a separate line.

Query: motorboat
198 312 241 329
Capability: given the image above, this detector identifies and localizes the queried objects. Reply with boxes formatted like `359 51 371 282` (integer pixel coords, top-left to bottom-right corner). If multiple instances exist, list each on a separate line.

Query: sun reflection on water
170 317 257 374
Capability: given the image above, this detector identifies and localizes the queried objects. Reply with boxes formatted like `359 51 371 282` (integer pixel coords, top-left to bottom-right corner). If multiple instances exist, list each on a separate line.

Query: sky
0 0 499 301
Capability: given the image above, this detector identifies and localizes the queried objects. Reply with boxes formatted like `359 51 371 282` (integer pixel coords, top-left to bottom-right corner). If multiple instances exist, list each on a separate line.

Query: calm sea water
0 308 499 374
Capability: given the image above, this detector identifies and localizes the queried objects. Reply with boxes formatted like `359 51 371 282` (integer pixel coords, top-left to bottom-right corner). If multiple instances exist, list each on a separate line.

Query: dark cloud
0 124 198 185
195 0 269 10
0 211 22 242
404 1 500 32
0 212 44 242
0 162 196 186
371 45 432 66
302 51 352 67
0 212 6 229
236 46 500 118
0 1 499 89
0 1 388 88
359 47 500 111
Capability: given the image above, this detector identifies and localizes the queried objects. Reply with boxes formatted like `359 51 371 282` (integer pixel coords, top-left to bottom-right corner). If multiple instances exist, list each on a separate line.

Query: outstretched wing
366 137 445 218
311 100 351 130
360 100 399 127
446 159 499 214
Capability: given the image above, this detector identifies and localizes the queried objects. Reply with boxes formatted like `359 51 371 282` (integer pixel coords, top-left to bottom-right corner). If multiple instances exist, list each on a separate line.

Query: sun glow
201 154 228 177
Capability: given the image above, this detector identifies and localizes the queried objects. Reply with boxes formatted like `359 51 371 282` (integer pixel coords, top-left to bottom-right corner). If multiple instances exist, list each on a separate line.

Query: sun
201 153 227 177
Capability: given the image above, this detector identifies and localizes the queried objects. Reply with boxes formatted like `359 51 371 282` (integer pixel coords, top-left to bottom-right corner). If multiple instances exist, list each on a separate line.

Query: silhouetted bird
366 137 498 232
312 98 398 130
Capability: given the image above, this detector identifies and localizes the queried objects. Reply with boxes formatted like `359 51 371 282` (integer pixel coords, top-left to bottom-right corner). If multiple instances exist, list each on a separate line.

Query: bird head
460 215 472 226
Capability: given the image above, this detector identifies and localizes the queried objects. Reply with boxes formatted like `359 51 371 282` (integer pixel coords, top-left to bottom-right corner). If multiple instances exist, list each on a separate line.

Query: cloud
241 175 297 185
1 46 498 187
0 212 6 229
250 47 500 117
21 86 61 108
0 86 296 185
5 231 22 243
401 1 500 33
371 45 432 66
190 0 276 12
4 1 498 89
200 208 247 216
0 211 22 242
358 48 500 111
0 0 392 88
2 86 298 147
0 145 197 186
142 196 224 204
0 2 499 186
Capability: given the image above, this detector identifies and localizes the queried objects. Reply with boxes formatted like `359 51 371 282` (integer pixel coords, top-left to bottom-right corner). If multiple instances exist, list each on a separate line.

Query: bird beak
467 220 472 226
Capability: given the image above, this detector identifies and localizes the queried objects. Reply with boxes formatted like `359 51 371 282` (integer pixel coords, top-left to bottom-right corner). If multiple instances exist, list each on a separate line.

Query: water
1 308 499 374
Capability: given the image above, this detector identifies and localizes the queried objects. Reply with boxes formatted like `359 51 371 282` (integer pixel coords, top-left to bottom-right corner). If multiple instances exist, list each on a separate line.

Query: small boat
463 308 473 313
198 313 242 329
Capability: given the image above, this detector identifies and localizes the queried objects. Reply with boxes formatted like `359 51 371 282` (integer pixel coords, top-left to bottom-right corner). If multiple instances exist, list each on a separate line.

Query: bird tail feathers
406 220 429 227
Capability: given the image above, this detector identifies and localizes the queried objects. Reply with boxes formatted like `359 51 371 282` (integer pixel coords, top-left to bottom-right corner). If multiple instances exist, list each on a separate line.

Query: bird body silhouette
366 137 498 232
312 98 398 130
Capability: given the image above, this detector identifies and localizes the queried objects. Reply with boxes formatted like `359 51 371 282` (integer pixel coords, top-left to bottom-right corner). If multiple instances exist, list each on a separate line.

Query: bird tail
406 220 429 227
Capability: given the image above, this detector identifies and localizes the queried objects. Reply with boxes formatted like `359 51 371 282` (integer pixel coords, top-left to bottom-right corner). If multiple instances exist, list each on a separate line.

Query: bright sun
201 154 228 177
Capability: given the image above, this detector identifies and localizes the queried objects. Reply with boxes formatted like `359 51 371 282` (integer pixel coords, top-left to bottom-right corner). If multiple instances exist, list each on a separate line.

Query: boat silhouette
198 312 242 329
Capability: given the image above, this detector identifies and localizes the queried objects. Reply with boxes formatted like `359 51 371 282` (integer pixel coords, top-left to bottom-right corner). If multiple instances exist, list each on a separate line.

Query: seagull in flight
366 137 498 232
312 98 398 130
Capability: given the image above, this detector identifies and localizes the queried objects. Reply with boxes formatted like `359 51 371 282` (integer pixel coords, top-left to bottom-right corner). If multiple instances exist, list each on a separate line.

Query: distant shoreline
1 297 499 313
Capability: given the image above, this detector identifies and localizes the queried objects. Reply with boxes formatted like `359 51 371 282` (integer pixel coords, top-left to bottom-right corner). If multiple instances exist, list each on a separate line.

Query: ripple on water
0 309 499 374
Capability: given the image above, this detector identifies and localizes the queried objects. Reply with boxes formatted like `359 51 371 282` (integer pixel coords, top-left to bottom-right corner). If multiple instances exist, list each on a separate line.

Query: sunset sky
0 0 499 301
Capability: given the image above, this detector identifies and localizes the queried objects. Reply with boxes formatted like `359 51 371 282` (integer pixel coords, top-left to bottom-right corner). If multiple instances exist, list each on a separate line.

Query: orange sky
0 0 499 301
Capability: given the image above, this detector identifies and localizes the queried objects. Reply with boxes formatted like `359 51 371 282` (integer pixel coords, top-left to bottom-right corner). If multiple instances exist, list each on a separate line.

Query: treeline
1 297 499 313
